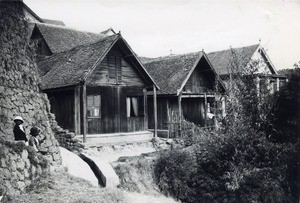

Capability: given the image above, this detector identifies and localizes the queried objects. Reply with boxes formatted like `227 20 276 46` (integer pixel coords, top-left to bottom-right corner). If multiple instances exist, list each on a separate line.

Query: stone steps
75 131 154 147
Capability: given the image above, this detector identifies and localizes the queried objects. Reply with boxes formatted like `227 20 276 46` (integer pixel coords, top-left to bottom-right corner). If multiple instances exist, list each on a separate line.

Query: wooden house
207 44 287 93
143 52 226 137
37 33 159 142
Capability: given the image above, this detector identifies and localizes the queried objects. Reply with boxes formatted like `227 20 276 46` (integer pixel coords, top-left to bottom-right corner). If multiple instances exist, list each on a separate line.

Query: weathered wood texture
183 57 215 94
86 86 145 134
86 47 145 87
182 98 205 126
47 89 75 132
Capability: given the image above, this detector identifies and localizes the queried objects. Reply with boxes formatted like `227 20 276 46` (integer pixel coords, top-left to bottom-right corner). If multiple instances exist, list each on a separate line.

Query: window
108 55 122 83
87 95 101 118
126 97 143 117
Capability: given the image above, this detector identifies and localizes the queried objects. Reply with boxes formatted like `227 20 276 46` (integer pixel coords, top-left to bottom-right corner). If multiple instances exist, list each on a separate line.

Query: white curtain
131 97 138 116
126 97 131 117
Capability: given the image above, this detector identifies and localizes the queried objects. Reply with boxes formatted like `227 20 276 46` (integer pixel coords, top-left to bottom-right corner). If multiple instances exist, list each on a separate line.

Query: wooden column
178 94 182 136
74 86 81 135
143 88 148 130
276 78 280 91
204 93 207 127
82 83 87 143
153 85 157 138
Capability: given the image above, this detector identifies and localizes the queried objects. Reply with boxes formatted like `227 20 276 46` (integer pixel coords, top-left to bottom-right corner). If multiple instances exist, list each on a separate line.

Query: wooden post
74 86 79 135
143 88 148 130
153 85 157 138
178 94 182 136
82 83 87 143
213 93 217 131
166 100 170 139
204 93 207 127
276 77 280 91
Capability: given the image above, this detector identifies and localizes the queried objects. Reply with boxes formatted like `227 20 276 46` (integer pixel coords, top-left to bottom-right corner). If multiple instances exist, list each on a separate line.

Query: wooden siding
148 97 169 130
46 89 75 132
86 47 146 87
86 86 145 134
182 98 205 126
183 70 214 93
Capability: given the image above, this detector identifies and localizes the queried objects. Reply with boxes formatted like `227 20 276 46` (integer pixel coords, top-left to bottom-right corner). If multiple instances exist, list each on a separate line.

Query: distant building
207 44 287 94
143 52 226 137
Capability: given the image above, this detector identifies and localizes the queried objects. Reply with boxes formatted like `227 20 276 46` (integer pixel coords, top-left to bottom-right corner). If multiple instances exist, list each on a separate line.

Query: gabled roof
33 23 107 54
207 44 277 75
38 34 158 90
143 52 223 95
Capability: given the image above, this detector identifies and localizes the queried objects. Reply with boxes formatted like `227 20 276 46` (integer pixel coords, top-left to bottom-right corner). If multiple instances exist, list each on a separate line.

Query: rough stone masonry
0 1 64 195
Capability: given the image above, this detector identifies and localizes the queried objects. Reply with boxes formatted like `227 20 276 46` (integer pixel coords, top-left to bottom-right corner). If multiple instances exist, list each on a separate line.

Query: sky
25 0 300 70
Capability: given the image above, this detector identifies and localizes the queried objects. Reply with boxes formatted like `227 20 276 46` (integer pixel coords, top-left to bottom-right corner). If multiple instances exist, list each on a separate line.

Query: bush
155 124 299 203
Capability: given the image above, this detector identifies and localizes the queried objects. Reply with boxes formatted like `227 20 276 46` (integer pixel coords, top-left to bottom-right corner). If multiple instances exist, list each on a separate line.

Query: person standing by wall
13 116 28 143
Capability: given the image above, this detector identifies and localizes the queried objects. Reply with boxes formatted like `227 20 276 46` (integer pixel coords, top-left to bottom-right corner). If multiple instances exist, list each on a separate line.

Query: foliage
266 67 300 143
154 53 299 202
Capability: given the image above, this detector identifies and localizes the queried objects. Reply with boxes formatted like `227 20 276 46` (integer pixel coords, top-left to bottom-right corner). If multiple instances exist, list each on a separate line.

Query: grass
8 170 125 203
113 153 160 195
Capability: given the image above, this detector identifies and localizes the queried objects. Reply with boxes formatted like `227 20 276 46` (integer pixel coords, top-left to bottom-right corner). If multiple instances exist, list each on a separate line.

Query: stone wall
0 1 61 163
54 130 85 153
0 138 49 196
0 0 63 194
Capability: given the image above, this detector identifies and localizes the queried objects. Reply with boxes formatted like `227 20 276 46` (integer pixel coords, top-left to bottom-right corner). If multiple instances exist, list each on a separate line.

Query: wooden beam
143 88 148 130
74 86 80 135
82 83 87 143
204 93 207 127
153 85 157 138
181 94 215 98
178 93 182 136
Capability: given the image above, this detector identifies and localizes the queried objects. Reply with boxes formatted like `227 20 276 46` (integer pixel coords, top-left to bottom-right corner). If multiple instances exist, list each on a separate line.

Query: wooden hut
207 44 287 93
37 33 159 142
143 52 226 137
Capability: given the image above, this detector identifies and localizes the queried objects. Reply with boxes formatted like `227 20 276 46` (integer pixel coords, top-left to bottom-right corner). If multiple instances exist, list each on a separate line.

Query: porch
75 131 154 146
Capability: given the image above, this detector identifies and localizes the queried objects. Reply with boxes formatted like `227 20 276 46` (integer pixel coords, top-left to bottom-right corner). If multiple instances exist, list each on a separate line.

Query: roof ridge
145 51 203 64
39 34 119 61
208 44 260 55
36 22 105 36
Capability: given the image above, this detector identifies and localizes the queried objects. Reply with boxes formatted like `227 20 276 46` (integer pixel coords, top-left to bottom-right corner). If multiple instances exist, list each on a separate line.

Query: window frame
86 95 101 118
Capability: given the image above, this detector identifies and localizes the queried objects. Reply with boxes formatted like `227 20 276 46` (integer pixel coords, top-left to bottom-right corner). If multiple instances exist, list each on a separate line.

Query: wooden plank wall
86 86 145 134
46 89 75 132
184 67 214 93
86 47 146 87
182 98 205 126
148 97 169 130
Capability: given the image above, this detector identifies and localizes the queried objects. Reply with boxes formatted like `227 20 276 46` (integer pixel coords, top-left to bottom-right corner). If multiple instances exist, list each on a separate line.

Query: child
13 116 28 142
29 126 41 152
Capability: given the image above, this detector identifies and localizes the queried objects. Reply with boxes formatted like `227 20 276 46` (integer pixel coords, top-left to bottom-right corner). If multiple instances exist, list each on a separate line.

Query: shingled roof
207 44 260 75
38 35 119 90
34 23 106 54
38 34 157 90
144 52 219 95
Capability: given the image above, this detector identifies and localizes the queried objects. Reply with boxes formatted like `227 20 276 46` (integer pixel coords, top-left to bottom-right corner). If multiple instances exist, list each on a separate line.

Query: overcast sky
25 0 300 70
